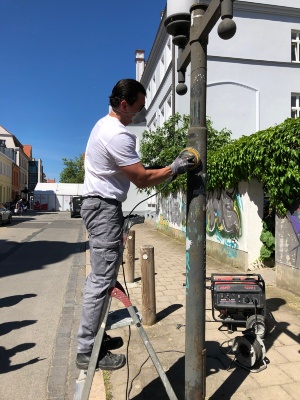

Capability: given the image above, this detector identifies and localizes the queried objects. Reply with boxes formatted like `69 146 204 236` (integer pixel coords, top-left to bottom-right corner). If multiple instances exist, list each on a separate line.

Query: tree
139 113 233 194
60 154 84 183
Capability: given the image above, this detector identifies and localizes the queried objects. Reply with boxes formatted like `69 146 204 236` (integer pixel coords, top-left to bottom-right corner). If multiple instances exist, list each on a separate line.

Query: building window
146 85 151 106
159 104 166 125
167 38 171 50
167 95 172 108
291 93 300 118
152 118 157 131
166 40 172 67
147 113 157 132
160 105 165 117
151 74 156 94
166 94 172 119
160 54 165 83
292 30 300 63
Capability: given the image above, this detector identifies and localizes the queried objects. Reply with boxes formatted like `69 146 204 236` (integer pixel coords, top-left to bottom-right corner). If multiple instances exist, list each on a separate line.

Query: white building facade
127 0 300 270
140 0 300 138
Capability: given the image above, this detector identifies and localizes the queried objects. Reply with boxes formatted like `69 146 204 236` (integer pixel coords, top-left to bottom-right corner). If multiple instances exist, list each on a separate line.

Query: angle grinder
178 147 201 170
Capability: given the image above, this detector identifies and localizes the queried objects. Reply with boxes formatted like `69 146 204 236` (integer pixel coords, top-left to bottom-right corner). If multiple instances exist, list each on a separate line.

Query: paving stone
264 347 289 364
276 344 300 362
250 364 293 386
282 382 300 400
281 361 300 381
234 384 292 400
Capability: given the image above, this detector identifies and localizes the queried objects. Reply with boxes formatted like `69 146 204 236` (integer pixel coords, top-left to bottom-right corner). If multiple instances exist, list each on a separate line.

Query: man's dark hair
109 79 146 107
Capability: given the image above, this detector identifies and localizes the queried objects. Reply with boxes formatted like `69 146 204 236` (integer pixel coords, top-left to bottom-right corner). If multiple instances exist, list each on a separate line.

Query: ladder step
106 306 141 330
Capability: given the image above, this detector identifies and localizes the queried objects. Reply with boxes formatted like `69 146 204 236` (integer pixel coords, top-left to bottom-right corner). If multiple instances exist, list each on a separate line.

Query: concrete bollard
124 230 135 283
140 245 156 326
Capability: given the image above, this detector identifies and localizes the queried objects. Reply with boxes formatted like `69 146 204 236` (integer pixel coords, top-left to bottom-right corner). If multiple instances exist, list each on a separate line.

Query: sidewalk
87 220 300 400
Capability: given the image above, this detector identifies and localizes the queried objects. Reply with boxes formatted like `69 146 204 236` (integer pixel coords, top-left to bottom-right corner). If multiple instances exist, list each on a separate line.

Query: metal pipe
185 4 208 399
172 42 176 116
165 1 236 398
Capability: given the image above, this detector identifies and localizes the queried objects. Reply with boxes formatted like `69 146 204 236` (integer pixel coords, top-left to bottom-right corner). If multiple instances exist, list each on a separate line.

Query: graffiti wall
276 200 300 295
206 188 243 259
288 204 300 266
155 180 264 270
155 192 187 238
276 201 300 270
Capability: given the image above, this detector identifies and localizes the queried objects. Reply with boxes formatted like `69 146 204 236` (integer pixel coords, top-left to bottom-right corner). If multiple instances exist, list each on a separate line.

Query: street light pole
165 1 236 399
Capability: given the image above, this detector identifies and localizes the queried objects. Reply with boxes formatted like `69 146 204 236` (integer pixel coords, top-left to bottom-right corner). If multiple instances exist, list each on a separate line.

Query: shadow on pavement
129 340 247 400
156 304 183 322
0 294 37 308
0 319 37 336
0 239 85 278
0 343 45 374
265 297 300 347
130 356 185 400
9 216 36 225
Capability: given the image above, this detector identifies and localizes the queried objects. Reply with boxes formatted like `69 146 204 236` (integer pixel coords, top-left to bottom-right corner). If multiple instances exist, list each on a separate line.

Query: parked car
70 196 83 218
4 201 15 212
0 204 12 225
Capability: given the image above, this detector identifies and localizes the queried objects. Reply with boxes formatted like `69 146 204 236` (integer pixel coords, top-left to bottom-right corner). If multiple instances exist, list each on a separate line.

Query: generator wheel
246 314 267 339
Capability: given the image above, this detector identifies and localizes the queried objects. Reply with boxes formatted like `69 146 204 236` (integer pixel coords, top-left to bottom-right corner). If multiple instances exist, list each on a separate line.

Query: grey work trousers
77 197 123 353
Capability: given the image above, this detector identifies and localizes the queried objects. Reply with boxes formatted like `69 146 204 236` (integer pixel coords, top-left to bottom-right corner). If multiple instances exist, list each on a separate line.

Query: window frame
291 93 300 118
291 30 300 63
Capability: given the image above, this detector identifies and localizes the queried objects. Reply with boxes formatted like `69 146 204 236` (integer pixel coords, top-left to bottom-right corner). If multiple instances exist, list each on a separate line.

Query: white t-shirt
83 114 140 202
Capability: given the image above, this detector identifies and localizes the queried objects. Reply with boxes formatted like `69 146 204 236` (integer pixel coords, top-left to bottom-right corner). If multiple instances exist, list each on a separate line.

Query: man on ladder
76 78 194 371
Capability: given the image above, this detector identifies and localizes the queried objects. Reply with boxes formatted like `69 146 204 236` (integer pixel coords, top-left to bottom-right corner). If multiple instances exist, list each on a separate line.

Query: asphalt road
0 211 86 400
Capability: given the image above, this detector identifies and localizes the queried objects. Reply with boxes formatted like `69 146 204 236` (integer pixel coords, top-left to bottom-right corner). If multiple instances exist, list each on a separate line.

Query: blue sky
0 0 166 182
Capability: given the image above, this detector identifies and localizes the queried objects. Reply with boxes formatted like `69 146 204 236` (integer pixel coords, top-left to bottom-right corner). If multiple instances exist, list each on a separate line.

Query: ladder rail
80 296 112 400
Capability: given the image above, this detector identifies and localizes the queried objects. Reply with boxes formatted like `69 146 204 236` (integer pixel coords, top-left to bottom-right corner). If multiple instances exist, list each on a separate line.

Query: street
0 211 86 400
2 212 300 400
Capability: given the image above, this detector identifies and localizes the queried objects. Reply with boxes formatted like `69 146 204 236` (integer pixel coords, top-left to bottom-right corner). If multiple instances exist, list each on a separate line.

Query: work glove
170 155 195 175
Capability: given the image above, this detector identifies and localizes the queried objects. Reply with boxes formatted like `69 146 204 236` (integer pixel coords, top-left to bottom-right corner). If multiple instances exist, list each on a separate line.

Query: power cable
120 176 175 400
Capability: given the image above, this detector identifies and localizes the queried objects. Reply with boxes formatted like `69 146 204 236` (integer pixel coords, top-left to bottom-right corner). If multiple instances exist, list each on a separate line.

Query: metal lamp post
164 1 236 399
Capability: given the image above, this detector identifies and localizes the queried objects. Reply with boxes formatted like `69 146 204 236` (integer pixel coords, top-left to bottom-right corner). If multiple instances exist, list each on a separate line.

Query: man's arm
120 162 172 189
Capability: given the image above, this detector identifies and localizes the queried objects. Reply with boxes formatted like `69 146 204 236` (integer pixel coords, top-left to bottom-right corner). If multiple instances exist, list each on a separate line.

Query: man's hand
170 156 195 175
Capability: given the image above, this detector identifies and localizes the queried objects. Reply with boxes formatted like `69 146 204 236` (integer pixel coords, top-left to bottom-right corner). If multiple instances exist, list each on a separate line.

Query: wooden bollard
140 245 156 326
124 230 135 283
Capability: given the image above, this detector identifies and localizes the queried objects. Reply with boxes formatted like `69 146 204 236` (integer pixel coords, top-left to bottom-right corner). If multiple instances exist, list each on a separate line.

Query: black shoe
98 350 126 371
76 350 126 371
76 352 92 370
103 332 124 350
